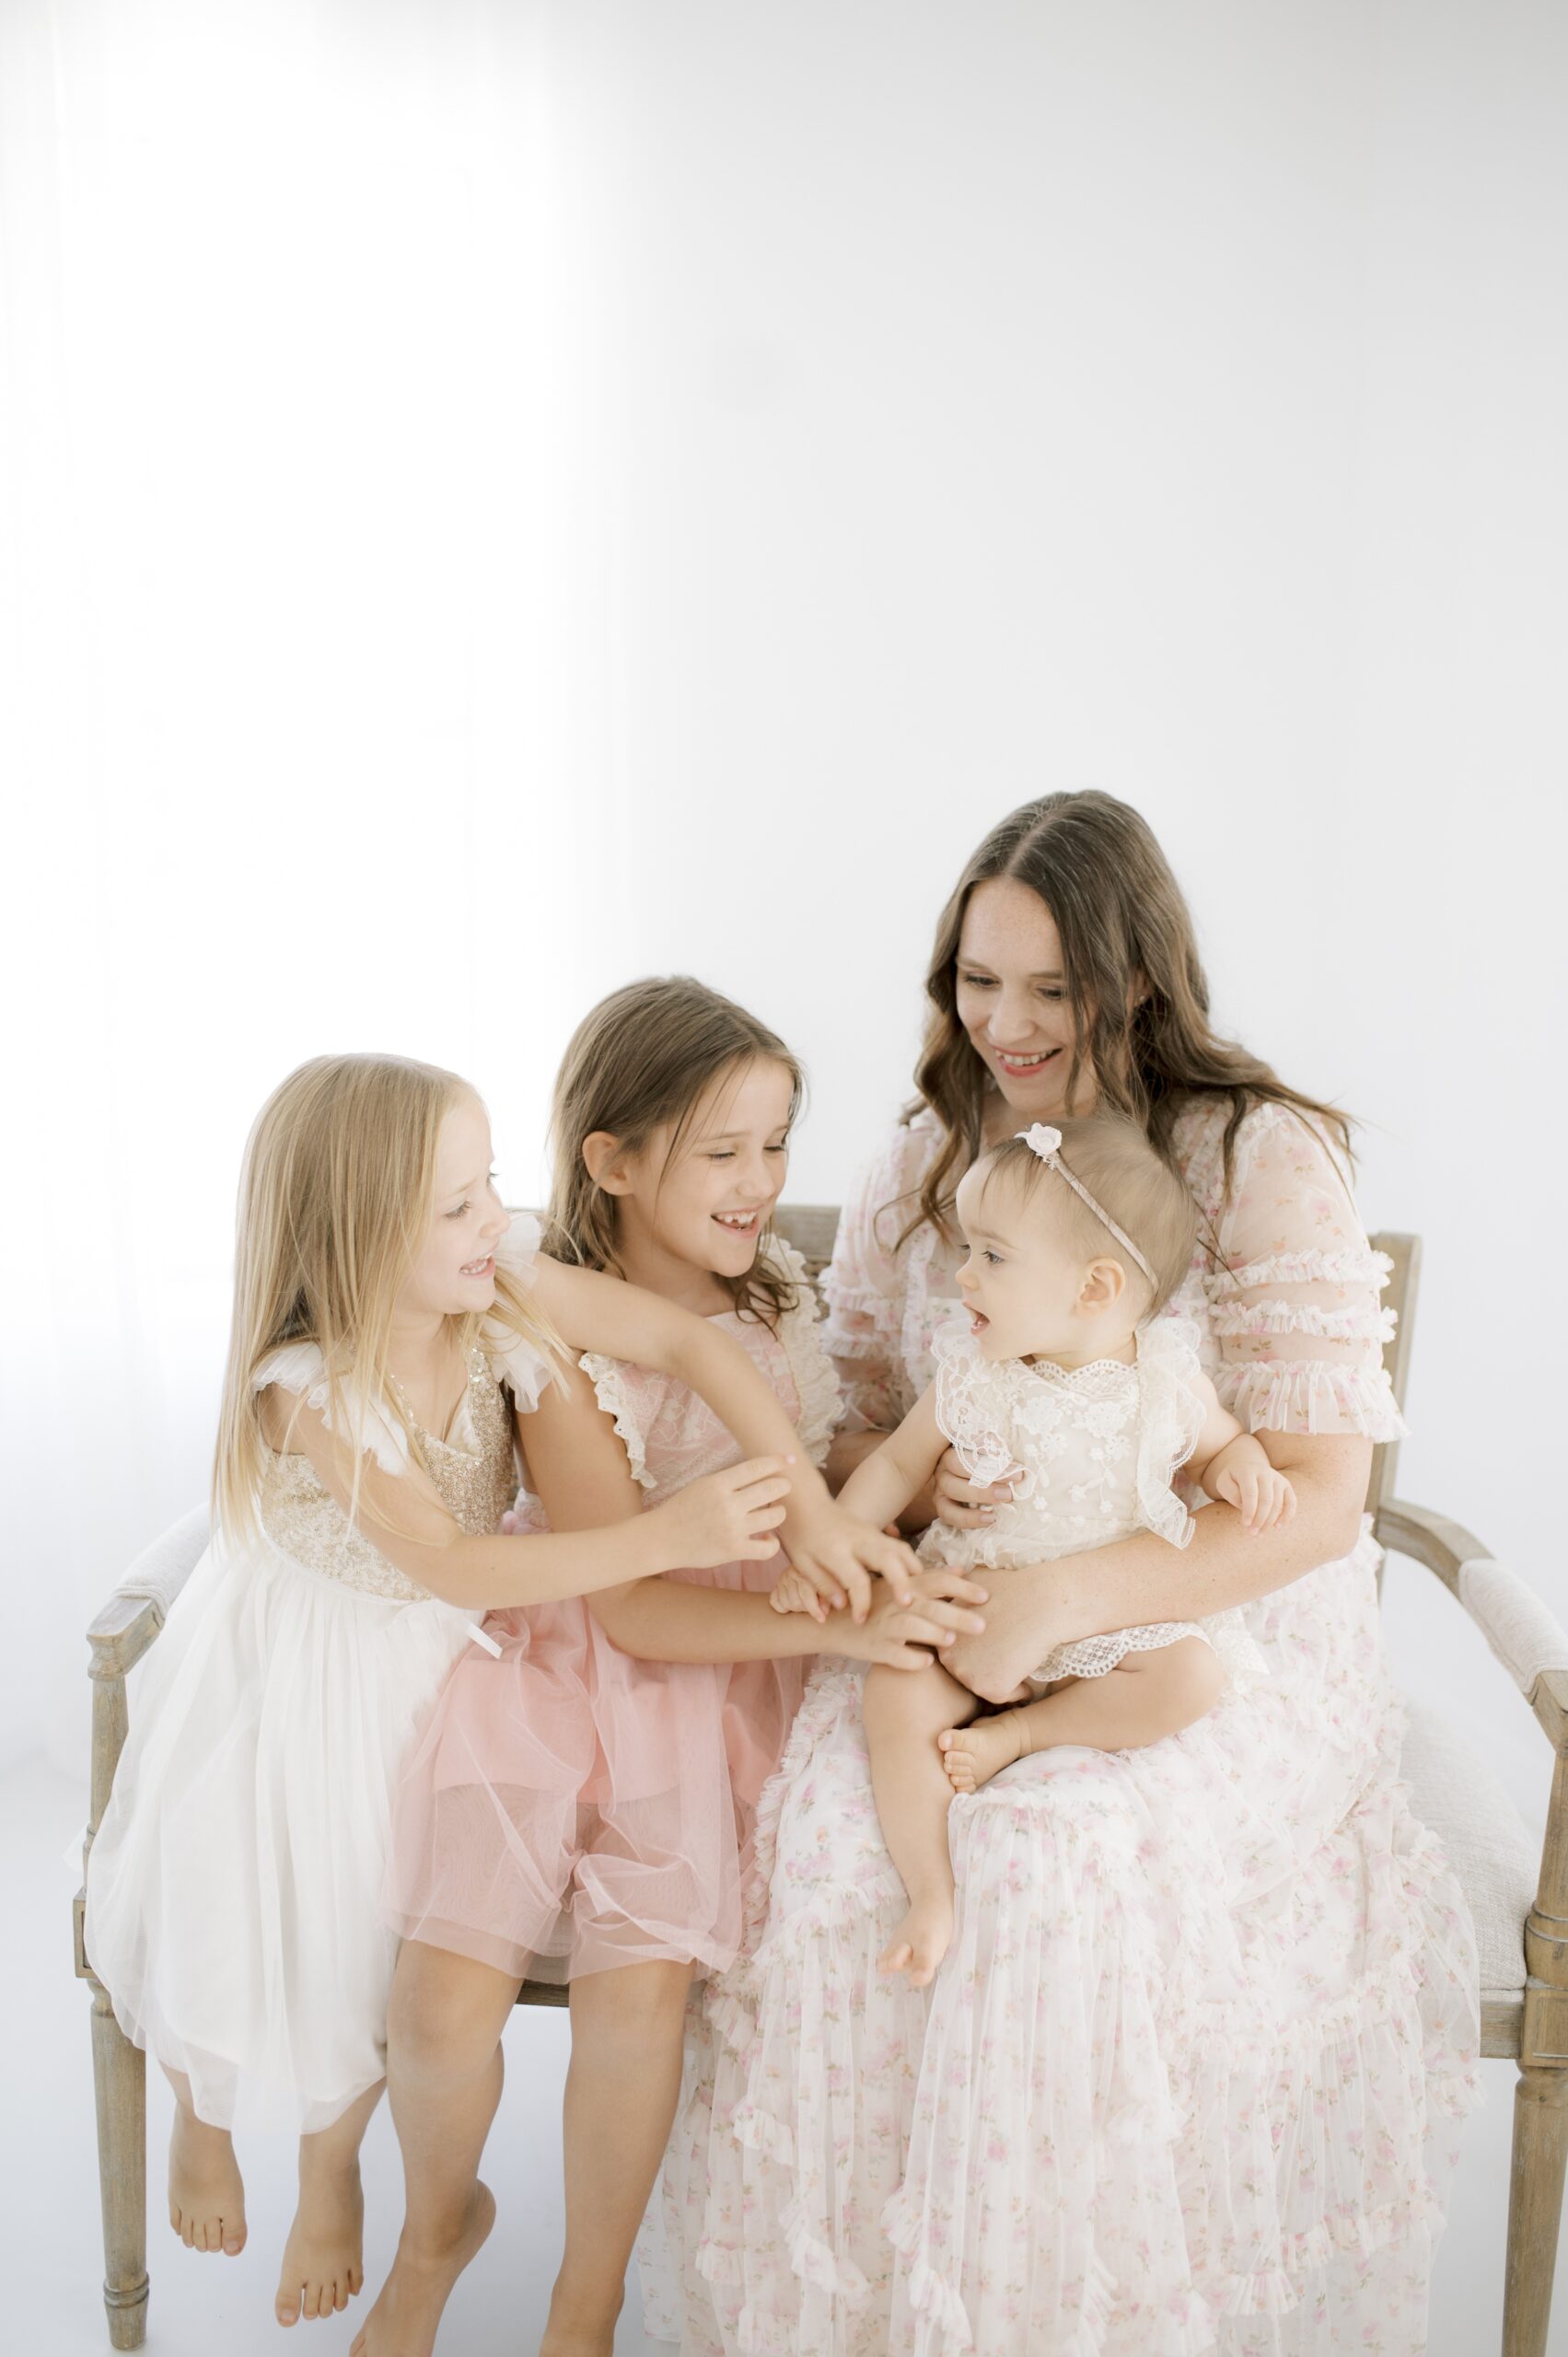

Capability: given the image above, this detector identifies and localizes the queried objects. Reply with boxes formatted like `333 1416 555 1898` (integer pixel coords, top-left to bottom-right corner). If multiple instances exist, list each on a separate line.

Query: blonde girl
85 1051 915 2332
363 985 988 2357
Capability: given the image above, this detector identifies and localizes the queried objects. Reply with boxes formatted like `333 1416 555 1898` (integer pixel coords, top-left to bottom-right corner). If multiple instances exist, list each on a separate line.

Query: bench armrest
87 1504 210 1683
1376 1497 1568 1742
1377 1494 1568 2063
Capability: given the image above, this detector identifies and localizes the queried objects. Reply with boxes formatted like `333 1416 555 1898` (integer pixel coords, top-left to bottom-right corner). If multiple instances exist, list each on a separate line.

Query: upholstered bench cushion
1400 1696 1536 1999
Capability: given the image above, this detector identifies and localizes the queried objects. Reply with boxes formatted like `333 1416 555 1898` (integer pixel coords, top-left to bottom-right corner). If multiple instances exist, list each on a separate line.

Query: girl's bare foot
349 2182 495 2357
168 2102 247 2256
276 2152 366 2324
939 1709 1028 1794
877 1890 953 1989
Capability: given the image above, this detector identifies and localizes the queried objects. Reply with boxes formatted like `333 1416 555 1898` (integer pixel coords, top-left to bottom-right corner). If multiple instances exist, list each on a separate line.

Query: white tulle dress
920 1317 1264 1693
645 1097 1480 2357
85 1232 550 2135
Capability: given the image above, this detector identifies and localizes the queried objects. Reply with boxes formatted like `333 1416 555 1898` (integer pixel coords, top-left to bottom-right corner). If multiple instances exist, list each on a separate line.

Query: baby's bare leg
942 1637 1225 1792
164 2065 247 2256
864 1658 981 1988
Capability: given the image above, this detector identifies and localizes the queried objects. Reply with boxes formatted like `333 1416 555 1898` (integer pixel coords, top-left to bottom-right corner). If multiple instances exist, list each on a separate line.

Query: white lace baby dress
919 1315 1266 1690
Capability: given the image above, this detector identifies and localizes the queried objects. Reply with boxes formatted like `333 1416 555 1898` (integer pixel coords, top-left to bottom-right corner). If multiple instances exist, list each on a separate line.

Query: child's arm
265 1385 791 1611
1181 1377 1297 1535
530 1258 923 1619
834 1386 948 1535
519 1354 989 1670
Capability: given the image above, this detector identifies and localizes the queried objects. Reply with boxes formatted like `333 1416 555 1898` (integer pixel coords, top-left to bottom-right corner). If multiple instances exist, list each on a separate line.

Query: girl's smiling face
400 1092 512 1321
587 1056 796 1309
954 876 1095 1123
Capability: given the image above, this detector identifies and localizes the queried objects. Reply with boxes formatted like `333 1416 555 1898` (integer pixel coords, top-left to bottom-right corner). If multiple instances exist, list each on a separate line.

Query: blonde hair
213 1052 563 1543
978 1112 1198 1317
547 977 805 1331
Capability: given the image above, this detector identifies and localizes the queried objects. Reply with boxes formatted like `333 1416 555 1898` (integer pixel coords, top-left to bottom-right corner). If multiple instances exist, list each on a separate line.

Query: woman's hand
930 1446 1019 1532
649 1457 795 1571
830 1565 989 1669
935 1562 1070 1703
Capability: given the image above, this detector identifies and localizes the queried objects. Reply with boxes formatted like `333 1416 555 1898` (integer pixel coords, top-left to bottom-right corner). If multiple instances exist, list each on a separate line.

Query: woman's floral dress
645 1096 1479 2357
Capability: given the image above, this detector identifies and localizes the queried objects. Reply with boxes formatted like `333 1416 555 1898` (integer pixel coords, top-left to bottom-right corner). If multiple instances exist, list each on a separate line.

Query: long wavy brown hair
546 976 805 1330
904 791 1352 1246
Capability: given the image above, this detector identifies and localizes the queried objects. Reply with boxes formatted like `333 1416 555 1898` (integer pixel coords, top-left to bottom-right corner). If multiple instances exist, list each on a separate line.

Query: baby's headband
1015 1124 1156 1286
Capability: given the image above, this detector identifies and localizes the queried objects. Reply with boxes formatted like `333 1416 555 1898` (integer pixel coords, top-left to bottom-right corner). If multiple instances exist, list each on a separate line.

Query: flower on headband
1017 1124 1063 1159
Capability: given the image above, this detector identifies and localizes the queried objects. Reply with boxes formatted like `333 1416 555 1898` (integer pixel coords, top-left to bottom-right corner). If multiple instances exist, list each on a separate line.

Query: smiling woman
652 790 1480 2357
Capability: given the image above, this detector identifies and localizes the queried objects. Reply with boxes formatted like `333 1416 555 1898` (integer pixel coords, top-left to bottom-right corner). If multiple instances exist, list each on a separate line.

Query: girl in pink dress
363 981 988 2357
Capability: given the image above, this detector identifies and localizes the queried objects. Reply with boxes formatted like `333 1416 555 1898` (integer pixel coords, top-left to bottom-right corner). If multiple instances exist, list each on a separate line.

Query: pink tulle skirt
385 1557 806 1983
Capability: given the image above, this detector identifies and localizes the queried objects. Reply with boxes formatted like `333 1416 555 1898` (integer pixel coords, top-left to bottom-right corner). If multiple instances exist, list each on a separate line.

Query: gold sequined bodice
259 1350 517 1602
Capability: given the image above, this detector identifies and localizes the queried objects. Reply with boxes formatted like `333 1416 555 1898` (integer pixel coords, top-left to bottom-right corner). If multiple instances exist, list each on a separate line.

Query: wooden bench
74 1213 1568 2353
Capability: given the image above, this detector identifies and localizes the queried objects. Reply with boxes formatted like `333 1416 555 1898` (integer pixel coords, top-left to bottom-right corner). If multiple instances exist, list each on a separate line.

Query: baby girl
777 1114 1294 1986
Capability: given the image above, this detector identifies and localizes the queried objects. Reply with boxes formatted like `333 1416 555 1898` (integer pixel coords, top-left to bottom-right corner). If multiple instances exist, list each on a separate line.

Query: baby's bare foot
349 2183 495 2357
939 1710 1029 1794
276 2153 366 2325
877 1892 954 1990
168 2102 247 2256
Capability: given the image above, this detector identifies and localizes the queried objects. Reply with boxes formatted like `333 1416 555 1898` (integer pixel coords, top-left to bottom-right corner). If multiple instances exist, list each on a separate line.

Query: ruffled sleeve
766 1240 843 1468
1205 1103 1408 1441
820 1117 935 1432
250 1342 411 1474
577 1354 657 1492
482 1213 555 1415
931 1329 1016 1488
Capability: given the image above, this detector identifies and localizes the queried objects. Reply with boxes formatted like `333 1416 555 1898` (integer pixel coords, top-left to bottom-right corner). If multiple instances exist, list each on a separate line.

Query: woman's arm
942 1431 1368 1701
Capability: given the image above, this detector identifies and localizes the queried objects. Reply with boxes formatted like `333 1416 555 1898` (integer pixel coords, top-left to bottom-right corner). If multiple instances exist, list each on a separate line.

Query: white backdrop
2 0 1564 1853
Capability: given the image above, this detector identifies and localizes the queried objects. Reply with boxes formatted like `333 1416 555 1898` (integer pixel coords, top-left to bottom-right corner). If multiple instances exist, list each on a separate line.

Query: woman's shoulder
1168 1090 1350 1212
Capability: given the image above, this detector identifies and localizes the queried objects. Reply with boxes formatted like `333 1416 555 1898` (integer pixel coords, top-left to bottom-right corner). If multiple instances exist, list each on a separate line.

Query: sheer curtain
0 3 645 1771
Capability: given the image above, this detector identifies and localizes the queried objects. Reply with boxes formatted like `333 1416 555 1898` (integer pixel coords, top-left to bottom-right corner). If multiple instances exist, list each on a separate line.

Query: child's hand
651 1457 794 1569
1212 1457 1296 1534
835 1566 990 1667
784 1500 923 1623
769 1565 830 1621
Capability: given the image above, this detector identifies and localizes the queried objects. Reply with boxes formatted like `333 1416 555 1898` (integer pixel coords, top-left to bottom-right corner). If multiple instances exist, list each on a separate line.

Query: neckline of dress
389 1344 487 1454
1019 1341 1140 1387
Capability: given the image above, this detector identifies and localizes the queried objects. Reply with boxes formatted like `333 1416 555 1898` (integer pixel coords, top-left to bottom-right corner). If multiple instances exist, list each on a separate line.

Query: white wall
2 1 1563 1838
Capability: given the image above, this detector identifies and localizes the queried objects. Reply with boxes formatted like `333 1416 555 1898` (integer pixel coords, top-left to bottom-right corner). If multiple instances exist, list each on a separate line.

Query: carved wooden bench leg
87 1963 148 2349
1504 2061 1568 2357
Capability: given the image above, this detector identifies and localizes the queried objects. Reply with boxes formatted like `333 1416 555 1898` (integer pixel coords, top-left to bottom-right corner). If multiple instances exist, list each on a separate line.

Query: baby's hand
1212 1456 1296 1534
769 1565 830 1621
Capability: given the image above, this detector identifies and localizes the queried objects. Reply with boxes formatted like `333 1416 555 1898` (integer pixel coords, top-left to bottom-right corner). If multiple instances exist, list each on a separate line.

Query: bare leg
276 2080 385 2325
940 1639 1225 1793
350 1942 518 2357
864 1658 981 1989
163 2065 247 2256
541 1958 694 2357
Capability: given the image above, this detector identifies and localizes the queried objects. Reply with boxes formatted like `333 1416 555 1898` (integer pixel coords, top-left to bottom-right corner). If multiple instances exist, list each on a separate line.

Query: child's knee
388 1948 507 2083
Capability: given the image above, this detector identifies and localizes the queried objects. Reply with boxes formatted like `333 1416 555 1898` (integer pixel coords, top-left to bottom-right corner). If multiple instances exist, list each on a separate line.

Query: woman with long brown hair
657 793 1478 2356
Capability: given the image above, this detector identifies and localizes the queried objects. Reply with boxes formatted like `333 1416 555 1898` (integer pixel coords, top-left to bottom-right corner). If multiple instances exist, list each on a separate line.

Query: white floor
8 1750 1562 2357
